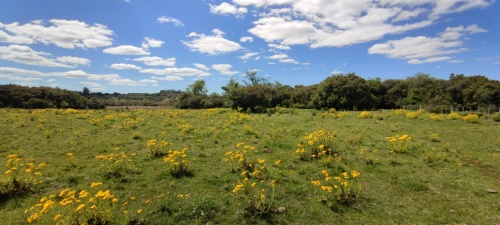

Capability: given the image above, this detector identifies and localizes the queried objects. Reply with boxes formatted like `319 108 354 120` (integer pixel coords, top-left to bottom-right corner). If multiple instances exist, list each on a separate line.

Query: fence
402 104 499 115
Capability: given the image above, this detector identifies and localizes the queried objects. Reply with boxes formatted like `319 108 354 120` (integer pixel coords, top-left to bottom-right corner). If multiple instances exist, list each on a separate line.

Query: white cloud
103 45 150 55
132 56 176 67
56 56 91 66
182 29 242 55
110 63 142 70
139 67 208 77
152 75 184 81
157 16 185 26
210 2 248 17
193 63 210 70
332 69 342 75
268 43 291 50
233 0 294 7
0 45 72 67
110 78 148 86
142 37 164 49
240 36 254 42
49 70 96 78
79 81 103 87
239 52 259 60
230 0 493 48
139 79 159 86
368 25 487 64
475 56 500 61
0 66 156 87
268 53 298 64
0 74 42 81
0 19 113 48
0 67 44 77
211 64 238 75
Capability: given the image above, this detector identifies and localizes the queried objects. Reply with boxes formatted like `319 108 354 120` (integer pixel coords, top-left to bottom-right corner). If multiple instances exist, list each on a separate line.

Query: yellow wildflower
53 213 62 222
75 204 85 213
91 182 103 188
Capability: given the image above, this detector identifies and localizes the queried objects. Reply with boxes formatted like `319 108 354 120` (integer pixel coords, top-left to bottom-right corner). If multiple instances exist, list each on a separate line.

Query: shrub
492 112 500 122
1 155 46 201
463 114 480 123
164 148 193 178
312 169 362 209
357 111 371 119
295 130 338 161
448 112 461 120
386 134 413 153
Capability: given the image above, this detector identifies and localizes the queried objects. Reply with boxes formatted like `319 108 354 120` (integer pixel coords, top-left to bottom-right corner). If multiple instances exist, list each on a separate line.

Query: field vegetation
1 108 499 224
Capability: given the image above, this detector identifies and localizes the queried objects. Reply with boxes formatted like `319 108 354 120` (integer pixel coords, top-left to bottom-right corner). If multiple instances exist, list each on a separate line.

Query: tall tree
186 79 208 96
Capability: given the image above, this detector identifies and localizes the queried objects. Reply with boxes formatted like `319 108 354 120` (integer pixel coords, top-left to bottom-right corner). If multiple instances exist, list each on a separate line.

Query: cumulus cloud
140 67 209 77
240 36 254 42
110 63 142 70
268 43 291 50
152 75 184 81
210 2 248 17
56 56 91 66
368 24 487 64
193 63 210 70
0 45 72 67
142 37 164 49
0 66 157 87
157 16 185 26
0 19 113 48
229 0 493 48
132 56 176 67
79 81 103 88
182 29 242 55
268 53 298 64
103 45 150 55
211 64 238 75
239 52 259 60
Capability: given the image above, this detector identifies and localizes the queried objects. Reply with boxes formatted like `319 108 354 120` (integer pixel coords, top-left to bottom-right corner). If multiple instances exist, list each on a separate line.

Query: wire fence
402 104 499 115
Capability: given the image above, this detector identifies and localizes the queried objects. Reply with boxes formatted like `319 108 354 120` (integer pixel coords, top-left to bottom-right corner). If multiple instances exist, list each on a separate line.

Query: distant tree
186 79 208 96
311 73 374 110
243 70 268 86
83 87 90 96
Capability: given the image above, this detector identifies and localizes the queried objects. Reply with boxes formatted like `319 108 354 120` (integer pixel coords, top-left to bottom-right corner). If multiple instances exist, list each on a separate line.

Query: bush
492 112 500 122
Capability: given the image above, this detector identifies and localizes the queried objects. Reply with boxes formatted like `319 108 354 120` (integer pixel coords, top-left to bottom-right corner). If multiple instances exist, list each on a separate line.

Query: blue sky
0 0 499 94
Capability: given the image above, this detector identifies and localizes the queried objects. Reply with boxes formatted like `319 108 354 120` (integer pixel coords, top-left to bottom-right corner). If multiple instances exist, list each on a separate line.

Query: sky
0 0 499 94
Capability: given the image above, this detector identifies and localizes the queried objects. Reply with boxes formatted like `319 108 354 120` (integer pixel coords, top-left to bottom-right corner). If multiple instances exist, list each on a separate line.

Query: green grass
0 108 499 224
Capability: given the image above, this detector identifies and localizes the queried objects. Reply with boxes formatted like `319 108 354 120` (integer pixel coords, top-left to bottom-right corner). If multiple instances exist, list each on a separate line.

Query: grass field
0 108 499 224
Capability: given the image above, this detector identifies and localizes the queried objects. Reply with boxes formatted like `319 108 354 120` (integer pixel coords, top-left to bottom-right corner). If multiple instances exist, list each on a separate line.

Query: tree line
0 72 498 111
183 72 500 112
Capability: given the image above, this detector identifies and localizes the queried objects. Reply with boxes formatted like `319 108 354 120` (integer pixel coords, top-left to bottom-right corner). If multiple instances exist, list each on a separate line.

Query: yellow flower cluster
429 113 445 121
95 150 135 175
223 142 256 172
295 130 336 160
3 155 45 196
228 112 253 124
25 183 119 224
463 114 480 123
146 138 170 158
358 111 372 119
312 169 361 205
386 134 412 153
395 109 406 115
164 148 192 177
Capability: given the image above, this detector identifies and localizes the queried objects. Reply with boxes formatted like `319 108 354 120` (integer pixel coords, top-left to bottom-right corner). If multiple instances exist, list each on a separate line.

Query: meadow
0 108 499 224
